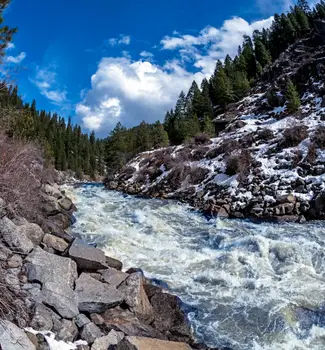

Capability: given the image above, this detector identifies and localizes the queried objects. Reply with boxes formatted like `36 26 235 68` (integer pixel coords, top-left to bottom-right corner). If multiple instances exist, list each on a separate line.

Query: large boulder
91 330 124 350
21 223 45 246
99 268 128 287
42 233 69 252
80 322 103 344
102 308 164 339
42 281 79 319
69 239 108 271
58 197 73 211
118 273 153 322
0 320 36 350
118 336 192 350
30 304 54 331
0 217 34 254
75 273 123 313
25 247 78 288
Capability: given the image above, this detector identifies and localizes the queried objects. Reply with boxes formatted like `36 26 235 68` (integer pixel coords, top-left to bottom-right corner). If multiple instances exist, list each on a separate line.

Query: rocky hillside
107 30 325 223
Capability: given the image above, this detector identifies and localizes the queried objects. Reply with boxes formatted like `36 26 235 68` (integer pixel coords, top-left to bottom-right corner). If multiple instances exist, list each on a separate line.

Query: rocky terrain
0 175 220 349
106 31 325 223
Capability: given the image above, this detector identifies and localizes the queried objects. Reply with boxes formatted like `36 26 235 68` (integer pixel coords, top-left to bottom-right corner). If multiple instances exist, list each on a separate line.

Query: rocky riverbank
0 179 219 350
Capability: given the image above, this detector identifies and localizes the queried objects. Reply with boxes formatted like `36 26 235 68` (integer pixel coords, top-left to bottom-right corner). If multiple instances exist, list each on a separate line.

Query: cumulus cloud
31 67 67 104
76 57 203 134
6 52 26 64
161 16 273 75
6 43 15 50
107 35 131 47
77 15 274 135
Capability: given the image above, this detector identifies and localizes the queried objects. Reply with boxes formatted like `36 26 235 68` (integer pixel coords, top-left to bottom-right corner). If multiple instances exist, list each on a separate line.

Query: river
65 183 325 350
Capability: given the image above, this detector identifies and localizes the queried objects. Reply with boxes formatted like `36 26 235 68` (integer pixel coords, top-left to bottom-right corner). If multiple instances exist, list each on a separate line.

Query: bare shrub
191 146 209 161
0 264 29 327
257 128 274 142
304 142 317 164
188 167 209 185
166 165 192 189
192 133 212 146
0 133 53 222
280 125 308 148
225 150 252 181
313 126 325 148
240 133 255 148
174 147 191 163
206 139 240 160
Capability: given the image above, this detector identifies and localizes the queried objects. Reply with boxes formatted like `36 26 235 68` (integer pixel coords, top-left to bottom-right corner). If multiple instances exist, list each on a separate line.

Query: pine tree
254 38 272 67
297 0 310 13
286 80 301 113
214 68 234 108
233 71 250 99
202 116 215 137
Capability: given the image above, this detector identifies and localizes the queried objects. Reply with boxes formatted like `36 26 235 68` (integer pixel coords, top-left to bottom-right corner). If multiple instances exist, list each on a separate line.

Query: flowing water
66 183 325 350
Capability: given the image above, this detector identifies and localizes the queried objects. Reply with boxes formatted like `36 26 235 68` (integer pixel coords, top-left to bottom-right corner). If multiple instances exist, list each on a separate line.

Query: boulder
102 308 164 339
22 223 45 246
42 281 79 319
25 247 78 288
0 217 34 254
99 268 128 287
7 254 23 268
0 320 36 350
118 273 153 321
44 184 62 199
42 233 69 252
106 256 123 270
58 197 73 211
75 273 123 313
57 319 78 342
118 337 192 350
91 330 124 350
30 304 54 331
81 322 103 344
75 314 91 328
69 239 108 271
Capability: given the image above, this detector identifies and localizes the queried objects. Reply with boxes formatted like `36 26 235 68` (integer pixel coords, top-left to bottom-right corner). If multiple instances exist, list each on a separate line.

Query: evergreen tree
297 0 310 13
232 71 250 99
202 116 215 137
286 80 301 113
214 68 234 108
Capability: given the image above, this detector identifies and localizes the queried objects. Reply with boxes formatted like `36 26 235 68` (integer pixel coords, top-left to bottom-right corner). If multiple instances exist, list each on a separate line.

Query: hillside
106 27 325 223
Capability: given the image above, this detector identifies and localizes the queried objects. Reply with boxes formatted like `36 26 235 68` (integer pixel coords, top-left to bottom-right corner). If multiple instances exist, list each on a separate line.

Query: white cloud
256 0 293 14
162 16 274 76
77 15 274 134
31 67 67 104
6 52 26 64
140 51 154 58
6 43 15 50
108 35 131 47
76 57 203 134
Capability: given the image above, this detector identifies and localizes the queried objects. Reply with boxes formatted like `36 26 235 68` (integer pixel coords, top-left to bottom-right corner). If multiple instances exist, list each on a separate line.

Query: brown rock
119 336 192 350
43 233 69 252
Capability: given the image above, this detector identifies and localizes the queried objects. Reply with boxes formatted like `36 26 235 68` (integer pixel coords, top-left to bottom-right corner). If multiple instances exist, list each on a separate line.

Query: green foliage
285 79 301 113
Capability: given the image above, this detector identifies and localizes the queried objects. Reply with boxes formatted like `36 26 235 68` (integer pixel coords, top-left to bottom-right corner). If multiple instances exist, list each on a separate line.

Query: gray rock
0 217 34 254
7 254 23 268
25 247 78 289
58 197 73 211
75 273 123 313
30 304 53 331
0 197 7 218
121 336 192 350
99 268 128 288
44 184 62 199
69 239 108 271
0 320 36 350
91 330 124 350
57 319 78 342
118 273 153 321
81 322 103 345
42 233 69 252
22 223 45 246
42 281 79 319
106 256 123 270
75 314 91 328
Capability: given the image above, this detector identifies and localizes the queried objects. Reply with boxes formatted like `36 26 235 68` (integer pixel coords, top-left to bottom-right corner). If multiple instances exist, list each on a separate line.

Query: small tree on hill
286 80 301 113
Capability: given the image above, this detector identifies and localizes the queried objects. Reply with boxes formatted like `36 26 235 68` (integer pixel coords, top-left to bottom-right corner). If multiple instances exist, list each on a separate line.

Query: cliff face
107 35 325 222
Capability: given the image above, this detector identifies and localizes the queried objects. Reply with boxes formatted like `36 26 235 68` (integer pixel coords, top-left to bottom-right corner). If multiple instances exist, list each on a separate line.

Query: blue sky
4 0 305 136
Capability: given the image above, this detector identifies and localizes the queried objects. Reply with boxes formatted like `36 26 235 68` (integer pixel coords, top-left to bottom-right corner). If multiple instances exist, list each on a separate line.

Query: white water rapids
65 183 325 350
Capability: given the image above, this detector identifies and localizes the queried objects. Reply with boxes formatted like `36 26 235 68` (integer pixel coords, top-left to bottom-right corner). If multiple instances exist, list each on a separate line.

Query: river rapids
65 183 325 350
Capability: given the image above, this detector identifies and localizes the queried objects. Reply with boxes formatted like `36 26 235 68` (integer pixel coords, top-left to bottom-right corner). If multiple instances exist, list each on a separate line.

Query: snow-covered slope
107 37 325 222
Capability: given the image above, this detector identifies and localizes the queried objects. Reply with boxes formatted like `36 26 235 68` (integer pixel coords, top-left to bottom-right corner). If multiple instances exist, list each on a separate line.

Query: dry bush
191 146 209 161
0 133 53 222
0 264 29 327
174 147 192 163
206 139 240 160
304 142 317 164
257 128 274 142
225 150 252 181
192 133 212 146
188 167 209 185
280 125 308 148
313 126 325 148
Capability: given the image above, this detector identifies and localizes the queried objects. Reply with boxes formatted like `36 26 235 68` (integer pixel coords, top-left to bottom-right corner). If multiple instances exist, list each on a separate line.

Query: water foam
66 184 325 350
